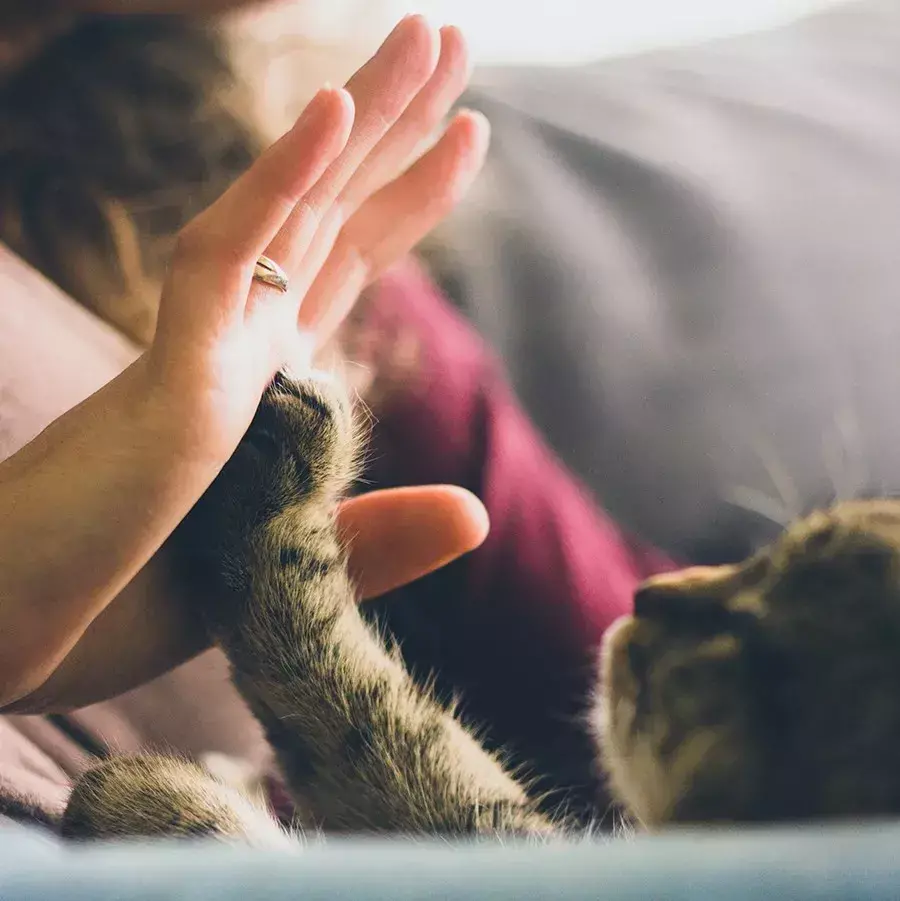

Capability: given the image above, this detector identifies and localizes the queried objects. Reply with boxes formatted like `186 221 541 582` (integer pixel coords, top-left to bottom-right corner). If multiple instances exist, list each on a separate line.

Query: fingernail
292 84 346 132
291 89 328 131
390 13 429 38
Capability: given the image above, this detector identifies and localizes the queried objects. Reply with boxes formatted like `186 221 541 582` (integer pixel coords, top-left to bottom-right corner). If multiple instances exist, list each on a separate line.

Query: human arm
0 17 489 712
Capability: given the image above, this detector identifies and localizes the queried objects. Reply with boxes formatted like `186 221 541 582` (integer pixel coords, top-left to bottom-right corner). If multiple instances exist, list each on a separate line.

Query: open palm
148 16 487 464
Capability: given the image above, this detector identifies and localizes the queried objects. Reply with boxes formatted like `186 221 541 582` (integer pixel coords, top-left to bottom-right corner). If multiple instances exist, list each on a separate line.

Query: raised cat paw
240 368 356 503
176 369 359 625
240 369 357 510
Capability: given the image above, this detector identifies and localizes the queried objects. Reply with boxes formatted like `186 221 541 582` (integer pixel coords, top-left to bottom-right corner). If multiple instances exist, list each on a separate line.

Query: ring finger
246 16 441 322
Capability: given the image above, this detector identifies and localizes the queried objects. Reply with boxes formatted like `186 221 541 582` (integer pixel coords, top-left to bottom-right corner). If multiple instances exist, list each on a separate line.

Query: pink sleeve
363 260 674 811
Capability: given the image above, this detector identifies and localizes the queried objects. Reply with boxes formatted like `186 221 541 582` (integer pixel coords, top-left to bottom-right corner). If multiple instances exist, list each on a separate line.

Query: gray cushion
430 0 900 562
3 821 900 899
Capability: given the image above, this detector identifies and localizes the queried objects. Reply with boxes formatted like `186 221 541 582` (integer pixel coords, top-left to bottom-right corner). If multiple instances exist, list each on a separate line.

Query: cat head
597 499 900 826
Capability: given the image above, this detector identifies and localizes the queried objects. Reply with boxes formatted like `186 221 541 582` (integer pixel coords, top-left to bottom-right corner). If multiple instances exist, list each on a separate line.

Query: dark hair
0 15 261 344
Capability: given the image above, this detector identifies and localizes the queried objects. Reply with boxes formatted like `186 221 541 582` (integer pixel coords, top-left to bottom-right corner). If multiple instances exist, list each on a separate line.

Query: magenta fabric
361 260 675 817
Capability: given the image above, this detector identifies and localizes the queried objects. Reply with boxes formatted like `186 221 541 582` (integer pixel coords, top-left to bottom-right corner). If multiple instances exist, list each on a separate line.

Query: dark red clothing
363 260 674 818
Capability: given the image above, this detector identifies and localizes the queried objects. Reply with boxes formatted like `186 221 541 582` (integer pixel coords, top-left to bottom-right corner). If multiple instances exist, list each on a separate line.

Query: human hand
146 15 487 467
0 16 492 711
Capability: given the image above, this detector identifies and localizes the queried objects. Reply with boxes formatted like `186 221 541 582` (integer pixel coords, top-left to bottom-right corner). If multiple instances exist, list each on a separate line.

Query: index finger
175 86 355 270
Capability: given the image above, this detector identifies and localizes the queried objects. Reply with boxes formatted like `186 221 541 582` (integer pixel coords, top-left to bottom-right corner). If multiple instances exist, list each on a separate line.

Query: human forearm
2 546 208 714
0 356 225 706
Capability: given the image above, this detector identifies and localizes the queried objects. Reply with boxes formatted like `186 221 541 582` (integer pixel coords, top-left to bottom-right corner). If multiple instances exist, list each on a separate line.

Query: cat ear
633 565 739 619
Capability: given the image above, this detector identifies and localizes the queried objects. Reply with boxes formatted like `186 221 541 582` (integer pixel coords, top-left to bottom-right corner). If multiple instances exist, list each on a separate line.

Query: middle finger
258 15 440 280
334 25 471 213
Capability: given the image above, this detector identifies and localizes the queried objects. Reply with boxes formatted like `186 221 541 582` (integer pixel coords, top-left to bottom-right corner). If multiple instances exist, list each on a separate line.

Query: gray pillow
427 0 900 563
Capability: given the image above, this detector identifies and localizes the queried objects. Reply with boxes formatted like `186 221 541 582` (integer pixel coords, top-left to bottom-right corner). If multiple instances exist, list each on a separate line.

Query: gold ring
253 254 289 294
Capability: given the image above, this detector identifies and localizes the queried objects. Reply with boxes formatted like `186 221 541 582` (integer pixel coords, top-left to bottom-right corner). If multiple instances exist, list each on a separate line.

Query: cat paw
176 369 357 596
62 756 294 849
243 369 358 508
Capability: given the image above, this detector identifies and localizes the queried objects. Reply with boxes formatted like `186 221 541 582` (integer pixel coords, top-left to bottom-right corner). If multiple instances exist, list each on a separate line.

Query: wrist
121 353 238 478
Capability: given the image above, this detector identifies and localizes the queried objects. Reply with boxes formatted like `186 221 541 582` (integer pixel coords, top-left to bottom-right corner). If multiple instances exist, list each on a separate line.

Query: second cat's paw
62 756 294 849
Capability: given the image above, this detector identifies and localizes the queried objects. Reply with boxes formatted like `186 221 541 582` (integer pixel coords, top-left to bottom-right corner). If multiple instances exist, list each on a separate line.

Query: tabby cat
58 360 900 842
6 14 900 844
598 502 900 826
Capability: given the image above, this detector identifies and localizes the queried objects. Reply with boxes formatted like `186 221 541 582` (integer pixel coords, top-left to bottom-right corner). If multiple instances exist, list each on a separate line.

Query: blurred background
230 0 846 134
270 0 842 64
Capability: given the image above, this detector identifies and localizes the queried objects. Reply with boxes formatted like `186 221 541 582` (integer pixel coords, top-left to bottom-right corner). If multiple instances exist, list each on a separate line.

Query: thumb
337 485 489 600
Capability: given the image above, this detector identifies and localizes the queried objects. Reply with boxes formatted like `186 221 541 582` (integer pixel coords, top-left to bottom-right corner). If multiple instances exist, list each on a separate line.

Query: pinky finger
297 109 491 344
